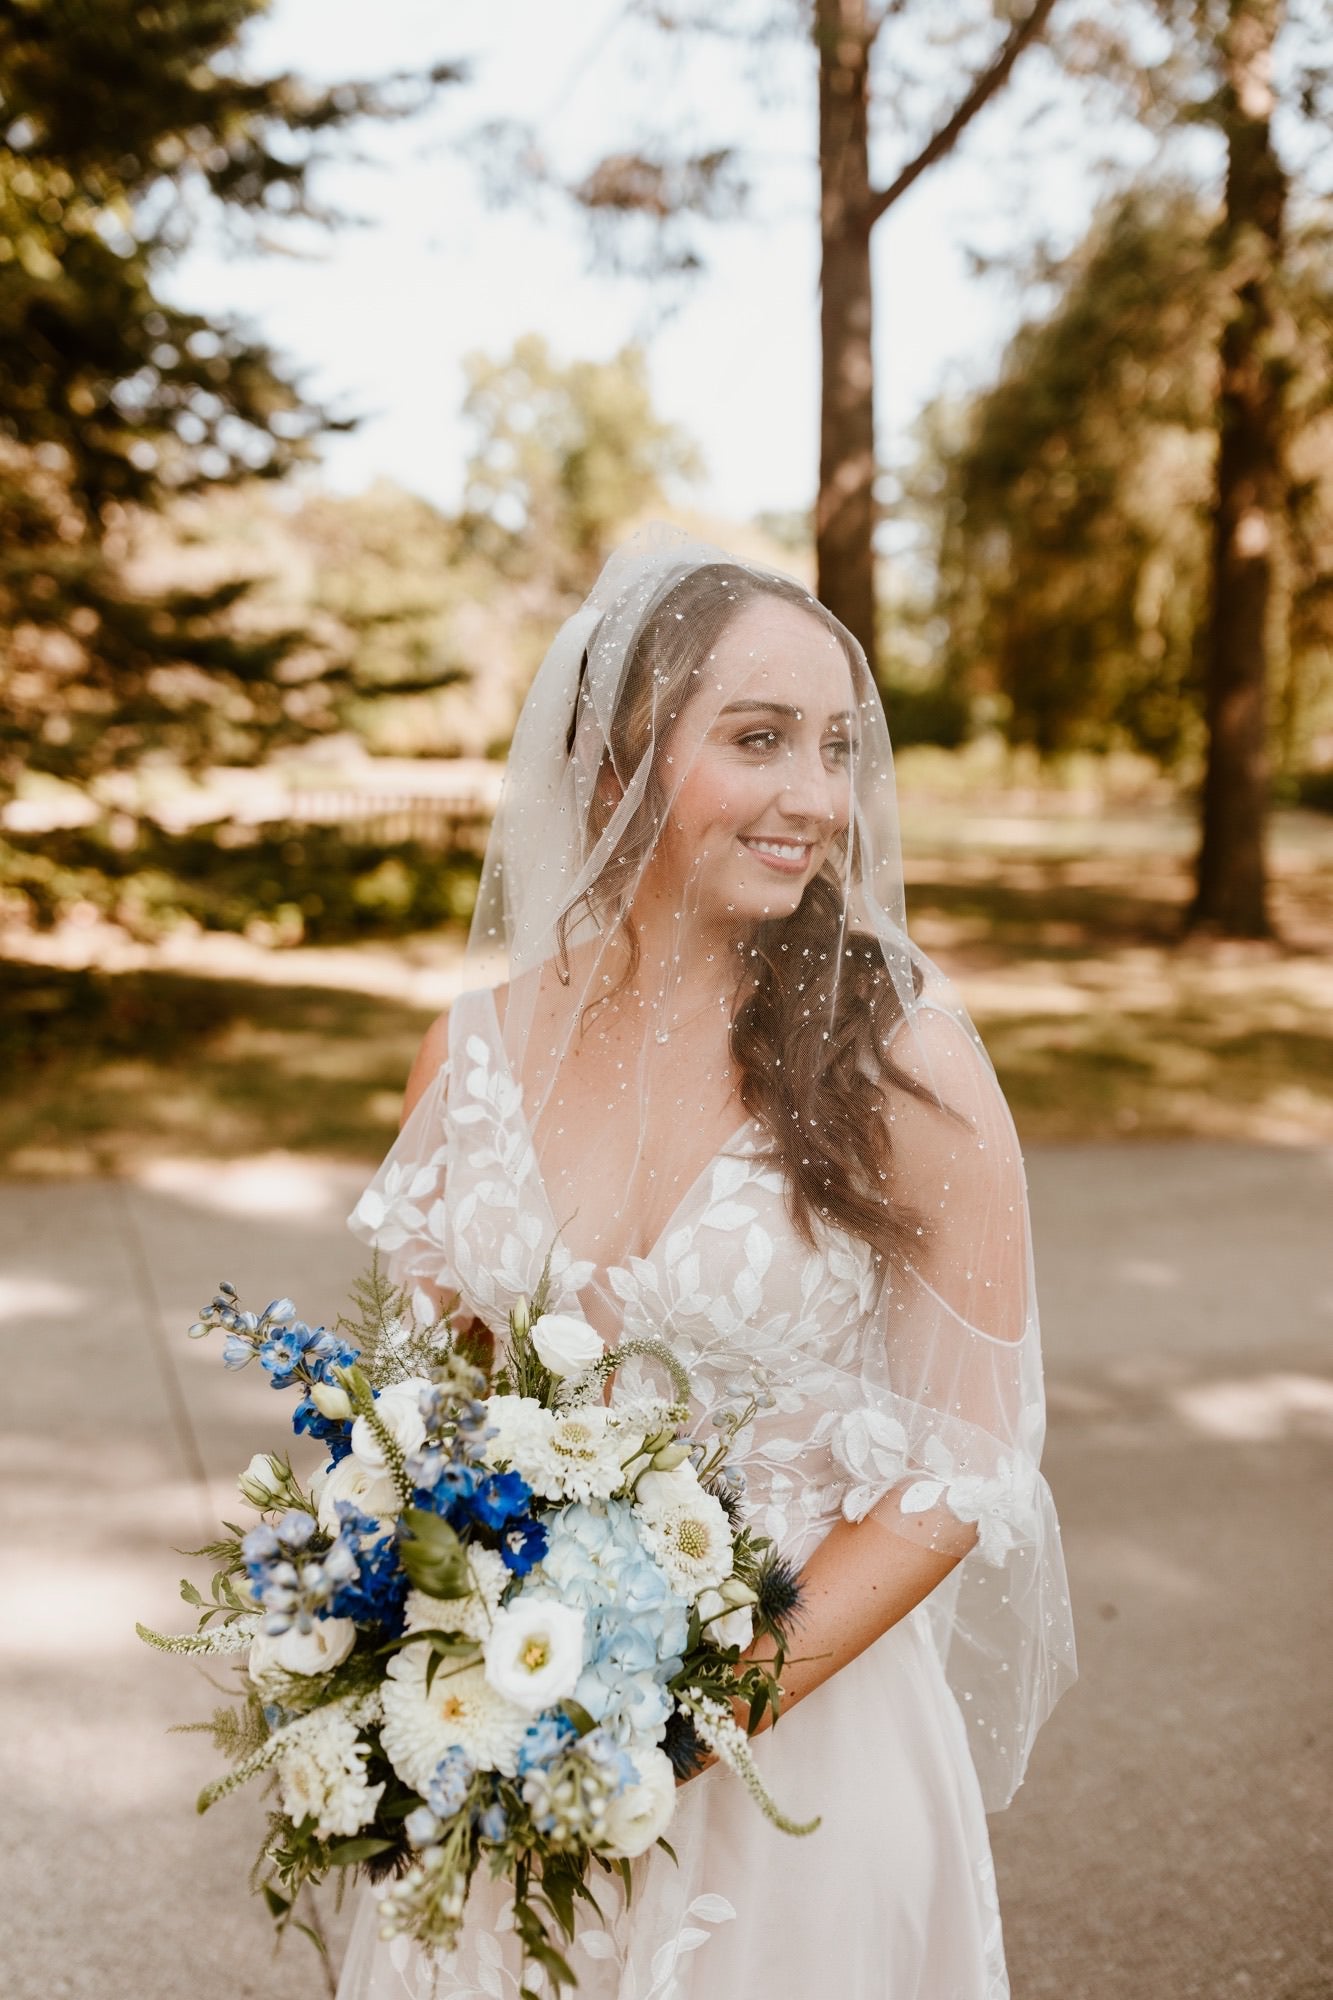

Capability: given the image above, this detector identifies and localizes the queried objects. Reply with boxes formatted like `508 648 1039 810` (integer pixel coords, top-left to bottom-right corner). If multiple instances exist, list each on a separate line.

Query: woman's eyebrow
718 700 857 725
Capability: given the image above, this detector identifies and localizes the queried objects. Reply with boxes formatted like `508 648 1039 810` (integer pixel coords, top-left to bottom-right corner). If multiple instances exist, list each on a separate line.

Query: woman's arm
744 1507 976 1733
400 1010 450 1129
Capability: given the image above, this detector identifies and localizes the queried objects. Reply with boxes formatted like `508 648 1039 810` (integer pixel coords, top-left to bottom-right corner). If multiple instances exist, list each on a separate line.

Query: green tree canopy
0 0 458 799
924 179 1333 767
459 334 702 593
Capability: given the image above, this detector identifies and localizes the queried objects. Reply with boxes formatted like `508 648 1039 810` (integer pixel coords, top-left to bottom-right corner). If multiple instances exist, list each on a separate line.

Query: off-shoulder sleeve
829 998 1077 1809
346 1051 461 1321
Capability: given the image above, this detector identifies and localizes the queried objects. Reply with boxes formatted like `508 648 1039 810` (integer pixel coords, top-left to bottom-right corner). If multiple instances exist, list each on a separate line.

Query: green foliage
0 822 482 944
924 174 1333 769
336 1257 453 1387
460 334 702 591
0 1 458 798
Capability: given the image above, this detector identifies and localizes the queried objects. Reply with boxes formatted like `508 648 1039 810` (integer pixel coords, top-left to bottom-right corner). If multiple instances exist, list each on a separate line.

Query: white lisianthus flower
276 1708 384 1839
250 1616 358 1685
316 1453 401 1535
380 1655 527 1789
529 1312 604 1378
483 1599 585 1713
600 1746 677 1858
403 1546 509 1643
635 1485 733 1599
696 1587 754 1651
350 1377 431 1469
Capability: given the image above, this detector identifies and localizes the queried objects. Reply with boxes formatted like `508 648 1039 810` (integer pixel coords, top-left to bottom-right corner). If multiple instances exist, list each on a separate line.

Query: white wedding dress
335 985 1073 2000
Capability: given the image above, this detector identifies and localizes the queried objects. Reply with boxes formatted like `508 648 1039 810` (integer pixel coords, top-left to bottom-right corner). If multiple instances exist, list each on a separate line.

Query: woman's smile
738 835 816 874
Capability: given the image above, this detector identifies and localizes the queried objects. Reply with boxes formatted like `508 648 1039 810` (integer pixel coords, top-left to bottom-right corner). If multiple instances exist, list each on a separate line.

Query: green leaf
398 1509 473 1599
326 1836 395 1865
262 1884 291 1919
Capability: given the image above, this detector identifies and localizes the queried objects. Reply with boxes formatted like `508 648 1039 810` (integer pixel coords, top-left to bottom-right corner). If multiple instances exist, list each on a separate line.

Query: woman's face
642 596 858 932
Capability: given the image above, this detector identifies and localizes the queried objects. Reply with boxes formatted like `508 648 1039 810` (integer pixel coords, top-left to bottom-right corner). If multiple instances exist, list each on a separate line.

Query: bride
338 527 1076 1999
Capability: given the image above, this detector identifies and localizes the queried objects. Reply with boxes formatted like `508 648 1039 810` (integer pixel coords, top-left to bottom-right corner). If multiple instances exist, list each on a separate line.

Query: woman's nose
777 747 839 821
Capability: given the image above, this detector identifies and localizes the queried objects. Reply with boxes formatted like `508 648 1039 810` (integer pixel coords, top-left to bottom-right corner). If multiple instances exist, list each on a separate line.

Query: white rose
350 1377 431 1468
633 1462 703 1518
250 1616 357 1681
601 1746 677 1859
529 1312 604 1378
316 1452 401 1534
483 1599 585 1712
696 1587 754 1651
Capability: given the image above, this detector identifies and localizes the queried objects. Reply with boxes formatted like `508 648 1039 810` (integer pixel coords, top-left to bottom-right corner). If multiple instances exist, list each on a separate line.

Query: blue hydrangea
533 1501 688 1741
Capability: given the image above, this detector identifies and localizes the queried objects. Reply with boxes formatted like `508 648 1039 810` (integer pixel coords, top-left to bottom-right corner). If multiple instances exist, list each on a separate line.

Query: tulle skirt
334 1610 1008 2000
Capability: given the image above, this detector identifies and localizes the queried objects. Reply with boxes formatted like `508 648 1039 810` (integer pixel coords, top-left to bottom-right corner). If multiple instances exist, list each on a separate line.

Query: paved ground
2 1143 1330 2000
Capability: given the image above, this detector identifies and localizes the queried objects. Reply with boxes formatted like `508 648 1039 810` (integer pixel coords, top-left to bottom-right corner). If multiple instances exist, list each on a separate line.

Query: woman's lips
739 836 814 875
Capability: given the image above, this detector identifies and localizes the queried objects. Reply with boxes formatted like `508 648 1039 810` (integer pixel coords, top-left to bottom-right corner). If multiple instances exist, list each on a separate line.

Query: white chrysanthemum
315 1453 401 1535
381 1654 528 1789
482 1395 549 1468
403 1546 509 1643
635 1485 733 1598
276 1709 384 1839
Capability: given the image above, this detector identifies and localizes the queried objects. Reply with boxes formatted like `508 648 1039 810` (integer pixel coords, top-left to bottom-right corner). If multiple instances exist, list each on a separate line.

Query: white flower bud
649 1441 693 1472
719 1576 758 1607
237 1452 285 1508
310 1381 353 1422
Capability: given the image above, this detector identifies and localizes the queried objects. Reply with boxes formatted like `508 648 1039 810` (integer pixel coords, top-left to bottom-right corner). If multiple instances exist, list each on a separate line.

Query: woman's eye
823 737 854 764
737 730 781 753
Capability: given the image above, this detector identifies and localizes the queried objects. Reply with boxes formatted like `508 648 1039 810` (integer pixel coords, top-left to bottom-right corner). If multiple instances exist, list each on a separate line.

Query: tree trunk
815 0 878 671
1190 0 1287 937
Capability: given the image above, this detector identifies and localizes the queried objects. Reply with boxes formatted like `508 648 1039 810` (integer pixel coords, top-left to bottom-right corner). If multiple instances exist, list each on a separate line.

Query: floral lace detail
446 1029 597 1322
831 1408 1041 1567
371 1887 737 2000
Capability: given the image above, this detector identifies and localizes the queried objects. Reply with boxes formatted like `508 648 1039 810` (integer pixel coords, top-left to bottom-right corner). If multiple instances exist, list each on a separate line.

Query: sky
167 0 1166 527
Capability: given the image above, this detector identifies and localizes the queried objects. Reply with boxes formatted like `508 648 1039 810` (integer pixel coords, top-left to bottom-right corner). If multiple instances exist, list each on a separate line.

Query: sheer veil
359 522 1076 1811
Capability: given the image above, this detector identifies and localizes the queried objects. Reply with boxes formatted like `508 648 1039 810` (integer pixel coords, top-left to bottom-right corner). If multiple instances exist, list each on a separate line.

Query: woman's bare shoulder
399 1009 453 1129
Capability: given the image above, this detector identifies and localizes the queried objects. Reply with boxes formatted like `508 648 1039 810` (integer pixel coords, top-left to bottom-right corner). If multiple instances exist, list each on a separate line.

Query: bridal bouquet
138 1258 815 1991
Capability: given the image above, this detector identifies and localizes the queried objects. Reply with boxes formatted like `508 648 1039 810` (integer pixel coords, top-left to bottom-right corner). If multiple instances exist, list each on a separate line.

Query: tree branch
865 0 1061 228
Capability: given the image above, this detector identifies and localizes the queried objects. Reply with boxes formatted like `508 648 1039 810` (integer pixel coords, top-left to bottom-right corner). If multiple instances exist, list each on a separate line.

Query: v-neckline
469 984 759 1279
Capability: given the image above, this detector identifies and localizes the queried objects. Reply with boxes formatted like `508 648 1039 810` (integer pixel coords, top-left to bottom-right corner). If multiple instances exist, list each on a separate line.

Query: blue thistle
753 1548 805 1641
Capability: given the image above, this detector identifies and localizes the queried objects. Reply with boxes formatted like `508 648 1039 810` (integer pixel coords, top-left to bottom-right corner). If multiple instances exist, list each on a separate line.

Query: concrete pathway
2 1144 1330 1999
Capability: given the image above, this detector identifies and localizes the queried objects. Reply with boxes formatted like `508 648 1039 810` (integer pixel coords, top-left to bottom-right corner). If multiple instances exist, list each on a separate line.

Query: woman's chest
442 1015 879 1394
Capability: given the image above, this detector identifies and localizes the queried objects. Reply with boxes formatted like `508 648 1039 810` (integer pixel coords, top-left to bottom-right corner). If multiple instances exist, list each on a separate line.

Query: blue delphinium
241 1509 347 1635
427 1747 475 1819
517 1711 577 1775
496 1513 547 1578
292 1395 354 1462
325 1501 409 1636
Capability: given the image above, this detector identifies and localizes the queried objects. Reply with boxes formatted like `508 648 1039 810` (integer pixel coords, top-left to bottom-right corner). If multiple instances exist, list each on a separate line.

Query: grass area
3 801 1331 1173
903 808 1333 1141
2 964 435 1177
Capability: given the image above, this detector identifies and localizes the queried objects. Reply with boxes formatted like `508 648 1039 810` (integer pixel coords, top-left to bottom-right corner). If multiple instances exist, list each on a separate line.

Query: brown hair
557 563 931 1269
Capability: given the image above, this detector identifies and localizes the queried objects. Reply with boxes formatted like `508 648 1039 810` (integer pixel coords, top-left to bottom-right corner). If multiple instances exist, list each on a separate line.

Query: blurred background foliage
2 0 1332 1174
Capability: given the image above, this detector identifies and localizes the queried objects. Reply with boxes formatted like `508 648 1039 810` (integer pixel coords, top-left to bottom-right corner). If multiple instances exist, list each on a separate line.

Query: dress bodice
350 987 884 1561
